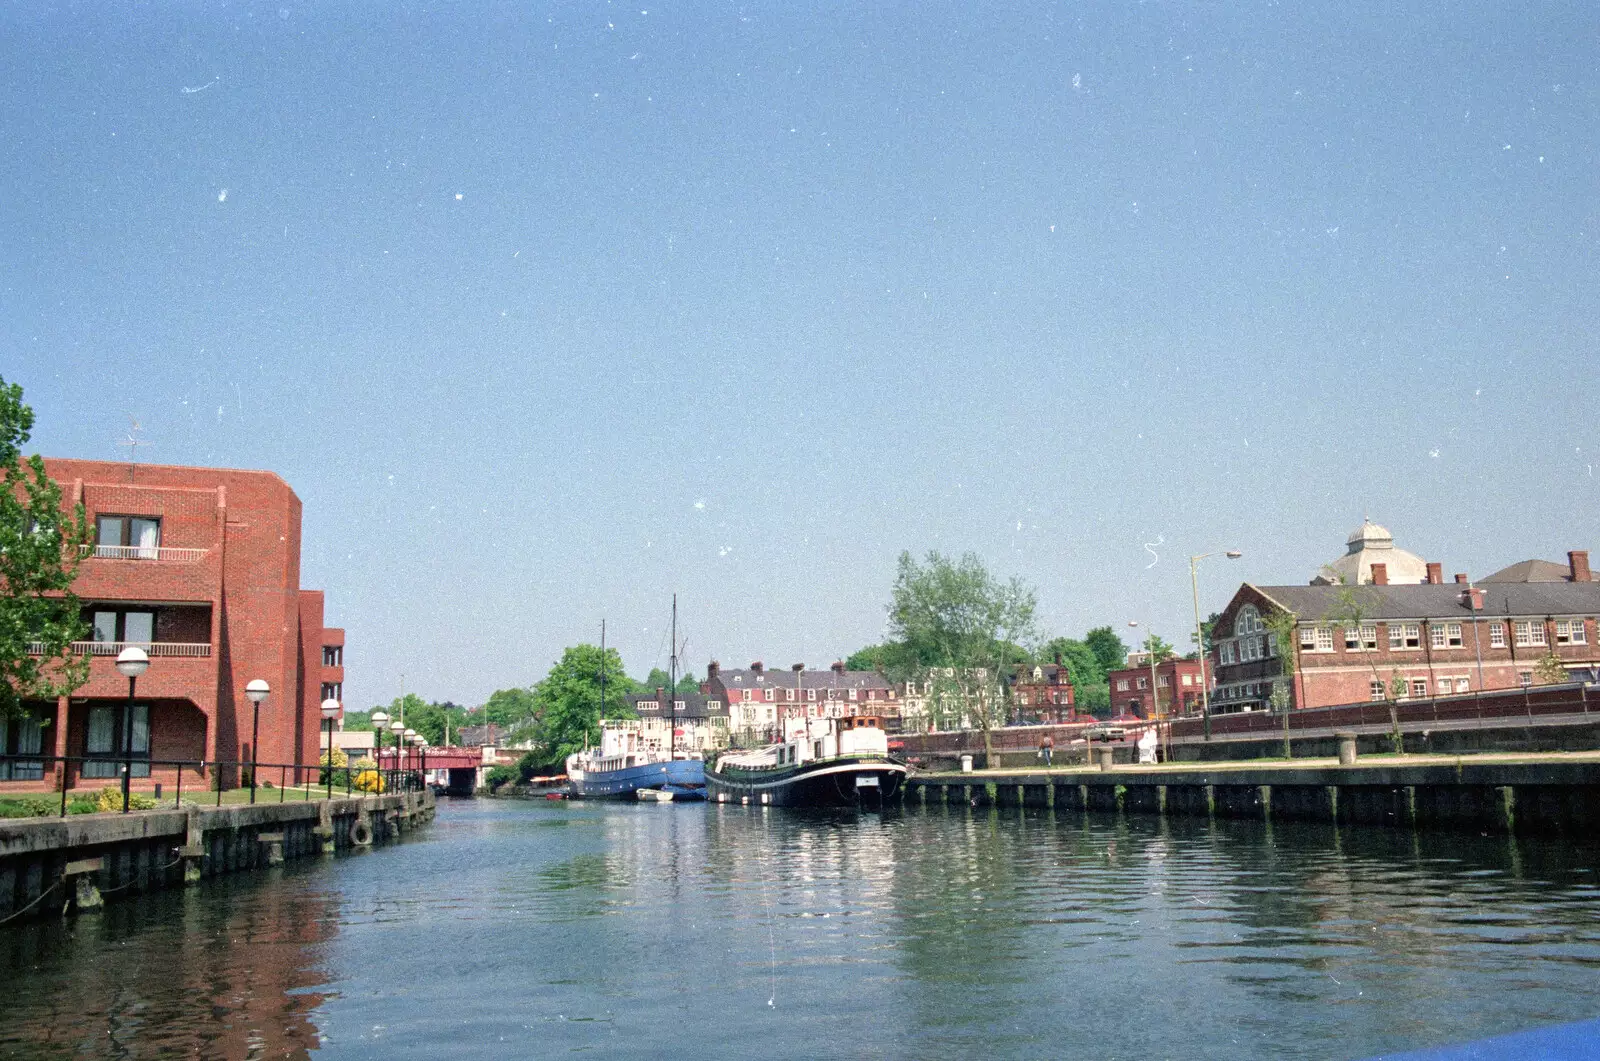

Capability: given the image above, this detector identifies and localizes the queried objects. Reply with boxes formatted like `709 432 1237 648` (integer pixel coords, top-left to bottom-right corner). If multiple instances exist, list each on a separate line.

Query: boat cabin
761 716 890 766
583 719 650 772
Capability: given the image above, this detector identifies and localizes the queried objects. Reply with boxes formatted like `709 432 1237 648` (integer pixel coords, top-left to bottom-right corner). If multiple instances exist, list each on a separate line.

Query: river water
3 799 1599 1060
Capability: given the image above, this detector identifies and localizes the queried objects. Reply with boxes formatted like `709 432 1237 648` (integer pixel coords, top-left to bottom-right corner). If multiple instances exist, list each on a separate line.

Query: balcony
82 545 209 562
29 641 213 658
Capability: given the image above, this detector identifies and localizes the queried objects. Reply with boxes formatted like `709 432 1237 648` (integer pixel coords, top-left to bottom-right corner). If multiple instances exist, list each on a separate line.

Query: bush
94 786 157 812
352 768 384 793
320 746 350 785
67 799 97 815
0 796 58 818
484 765 517 791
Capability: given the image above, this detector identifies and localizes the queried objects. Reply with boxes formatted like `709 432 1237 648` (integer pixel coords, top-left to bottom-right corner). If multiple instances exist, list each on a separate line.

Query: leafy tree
844 641 922 678
1084 626 1129 676
407 699 470 746
1137 634 1175 664
640 667 696 695
887 550 1038 766
1322 586 1404 752
341 709 373 732
1534 652 1570 686
1035 636 1107 717
1077 682 1111 719
481 687 538 729
1262 610 1300 757
530 644 636 769
0 377 90 722
1191 612 1223 657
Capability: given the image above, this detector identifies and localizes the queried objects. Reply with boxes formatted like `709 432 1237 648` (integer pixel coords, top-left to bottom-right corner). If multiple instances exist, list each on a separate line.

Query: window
849 688 858 701
94 515 161 558
1446 623 1463 647
868 689 878 701
1300 625 1317 650
320 681 342 702
1235 606 1262 636
1456 677 1470 693
1182 674 1193 686
83 703 150 778
0 714 45 781
1519 671 1533 688
1411 679 1428 698
1556 620 1588 645
1514 620 1546 647
1490 622 1506 648
785 688 795 702
1430 624 1445 649
1362 625 1378 650
1389 623 1420 650
322 645 343 666
742 689 752 702
1345 627 1362 650
765 688 775 702
1158 674 1170 687
91 608 155 646
1370 681 1385 701
1116 679 1129 692
1136 676 1148 689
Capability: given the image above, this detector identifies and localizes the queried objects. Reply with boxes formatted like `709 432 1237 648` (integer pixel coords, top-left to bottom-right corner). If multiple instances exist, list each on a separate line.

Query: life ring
348 816 373 847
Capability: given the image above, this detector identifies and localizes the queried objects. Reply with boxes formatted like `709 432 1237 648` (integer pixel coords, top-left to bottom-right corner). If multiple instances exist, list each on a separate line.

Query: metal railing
25 641 213 658
82 545 210 562
0 752 427 817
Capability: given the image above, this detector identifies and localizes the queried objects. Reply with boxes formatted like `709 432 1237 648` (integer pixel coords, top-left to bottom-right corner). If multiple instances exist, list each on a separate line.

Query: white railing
27 641 212 658
82 545 209 562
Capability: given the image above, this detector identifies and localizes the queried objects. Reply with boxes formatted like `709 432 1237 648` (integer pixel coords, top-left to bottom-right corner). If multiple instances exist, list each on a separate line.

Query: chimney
831 660 846 674
750 661 763 673
1370 563 1388 585
1570 550 1592 583
1454 573 1468 584
1464 588 1485 611
707 660 720 680
1426 562 1443 584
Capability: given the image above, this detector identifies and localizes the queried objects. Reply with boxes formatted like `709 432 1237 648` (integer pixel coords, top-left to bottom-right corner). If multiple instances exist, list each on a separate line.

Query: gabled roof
1480 559 1574 584
1245 581 1600 621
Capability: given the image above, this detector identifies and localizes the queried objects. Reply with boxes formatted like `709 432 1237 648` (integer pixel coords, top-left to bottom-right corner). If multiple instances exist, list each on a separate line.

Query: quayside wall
0 791 435 926
904 760 1600 837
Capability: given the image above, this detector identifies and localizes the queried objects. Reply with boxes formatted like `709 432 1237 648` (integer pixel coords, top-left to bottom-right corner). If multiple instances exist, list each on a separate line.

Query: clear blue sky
5 2 1596 708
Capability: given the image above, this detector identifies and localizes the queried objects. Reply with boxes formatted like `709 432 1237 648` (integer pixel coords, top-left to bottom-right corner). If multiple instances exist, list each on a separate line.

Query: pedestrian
1040 733 1054 767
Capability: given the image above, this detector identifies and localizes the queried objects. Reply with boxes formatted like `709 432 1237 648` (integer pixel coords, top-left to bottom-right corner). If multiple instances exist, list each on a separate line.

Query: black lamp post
115 647 150 814
245 679 270 804
389 719 405 790
321 697 341 799
370 709 390 791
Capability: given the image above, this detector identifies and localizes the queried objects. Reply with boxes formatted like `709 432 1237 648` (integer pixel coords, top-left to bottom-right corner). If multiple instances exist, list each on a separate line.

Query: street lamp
114 647 150 814
370 709 390 792
244 679 270 803
389 718 405 790
321 698 341 800
1191 549 1243 740
404 727 418 786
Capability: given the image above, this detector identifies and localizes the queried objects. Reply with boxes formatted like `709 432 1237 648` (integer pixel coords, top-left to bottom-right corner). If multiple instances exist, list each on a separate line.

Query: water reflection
1 800 1597 1060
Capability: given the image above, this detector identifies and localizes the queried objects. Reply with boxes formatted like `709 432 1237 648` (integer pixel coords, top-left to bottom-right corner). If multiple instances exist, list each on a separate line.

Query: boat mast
599 618 607 747
668 594 678 759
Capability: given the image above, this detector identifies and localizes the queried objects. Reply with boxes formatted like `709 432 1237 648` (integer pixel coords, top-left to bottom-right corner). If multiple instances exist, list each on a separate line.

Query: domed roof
1313 519 1429 585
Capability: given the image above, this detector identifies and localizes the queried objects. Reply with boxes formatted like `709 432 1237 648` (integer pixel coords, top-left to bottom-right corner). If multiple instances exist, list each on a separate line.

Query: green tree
1534 651 1570 686
530 644 636 769
640 667 696 695
1322 586 1403 752
407 699 470 746
1262 610 1300 757
1191 611 1223 657
341 709 373 731
1084 626 1129 676
887 550 1038 766
481 687 538 729
1035 636 1107 717
0 377 90 721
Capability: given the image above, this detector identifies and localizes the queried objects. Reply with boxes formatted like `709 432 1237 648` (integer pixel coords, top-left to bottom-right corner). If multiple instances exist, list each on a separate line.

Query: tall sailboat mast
668 594 678 759
598 619 607 748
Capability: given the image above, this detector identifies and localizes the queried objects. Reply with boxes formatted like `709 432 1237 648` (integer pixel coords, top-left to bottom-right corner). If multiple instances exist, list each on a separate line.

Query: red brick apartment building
1104 657 1206 719
1008 662 1077 722
706 661 898 740
2 459 343 793
1209 551 1599 713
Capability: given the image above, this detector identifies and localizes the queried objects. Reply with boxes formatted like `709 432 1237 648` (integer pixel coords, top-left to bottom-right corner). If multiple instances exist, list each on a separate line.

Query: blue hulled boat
565 721 706 799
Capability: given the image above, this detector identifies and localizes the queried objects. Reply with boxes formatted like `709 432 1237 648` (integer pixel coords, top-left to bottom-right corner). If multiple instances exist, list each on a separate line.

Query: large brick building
1104 657 1206 719
705 660 897 742
1210 550 1598 713
3 459 343 792
1007 662 1077 722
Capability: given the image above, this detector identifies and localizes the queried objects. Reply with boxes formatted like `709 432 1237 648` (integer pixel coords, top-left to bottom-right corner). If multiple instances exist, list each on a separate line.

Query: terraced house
1210 548 1598 713
4 459 344 794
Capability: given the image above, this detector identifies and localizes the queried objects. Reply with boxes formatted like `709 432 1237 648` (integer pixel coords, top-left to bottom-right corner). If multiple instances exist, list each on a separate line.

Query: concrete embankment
0 790 435 925
905 754 1600 837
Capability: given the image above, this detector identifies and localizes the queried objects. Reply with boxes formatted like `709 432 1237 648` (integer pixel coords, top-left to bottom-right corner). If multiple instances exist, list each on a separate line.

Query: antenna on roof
116 415 152 481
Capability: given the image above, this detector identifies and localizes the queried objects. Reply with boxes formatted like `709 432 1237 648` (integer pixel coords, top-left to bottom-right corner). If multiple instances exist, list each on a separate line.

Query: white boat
705 716 907 808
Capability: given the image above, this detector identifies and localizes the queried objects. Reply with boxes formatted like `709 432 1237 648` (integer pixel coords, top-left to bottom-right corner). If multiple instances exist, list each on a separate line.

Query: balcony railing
27 641 213 658
82 545 209 562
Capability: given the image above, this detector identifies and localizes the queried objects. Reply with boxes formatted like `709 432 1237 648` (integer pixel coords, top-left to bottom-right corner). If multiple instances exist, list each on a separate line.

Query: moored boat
705 716 906 808
566 720 706 799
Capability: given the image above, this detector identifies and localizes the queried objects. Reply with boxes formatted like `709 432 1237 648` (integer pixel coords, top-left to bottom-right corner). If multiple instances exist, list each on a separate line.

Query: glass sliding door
83 704 151 778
